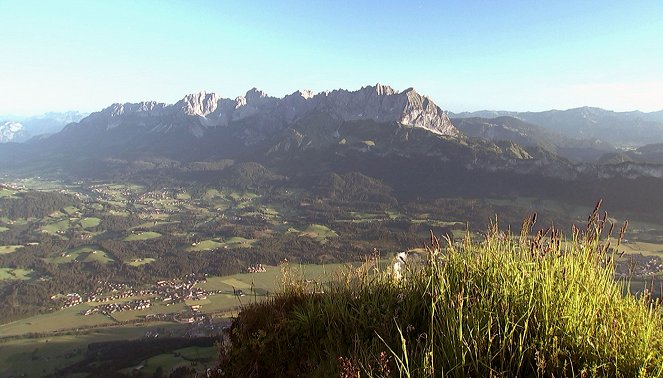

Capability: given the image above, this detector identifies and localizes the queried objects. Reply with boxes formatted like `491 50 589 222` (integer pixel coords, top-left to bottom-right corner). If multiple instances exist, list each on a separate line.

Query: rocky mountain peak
245 88 270 102
372 83 396 96
177 92 219 116
101 101 166 117
293 89 314 99
60 84 460 139
398 89 457 136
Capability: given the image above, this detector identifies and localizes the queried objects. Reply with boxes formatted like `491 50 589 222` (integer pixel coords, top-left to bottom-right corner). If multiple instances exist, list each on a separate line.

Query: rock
65 84 460 138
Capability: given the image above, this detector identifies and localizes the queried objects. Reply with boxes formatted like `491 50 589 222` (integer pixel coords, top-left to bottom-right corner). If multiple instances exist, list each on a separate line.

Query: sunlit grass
79 217 101 228
0 268 33 281
124 231 162 241
125 257 156 266
218 208 663 377
188 239 224 252
0 245 22 254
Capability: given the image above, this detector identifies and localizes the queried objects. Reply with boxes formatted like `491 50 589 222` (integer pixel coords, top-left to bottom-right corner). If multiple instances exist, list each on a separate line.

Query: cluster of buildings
0 182 25 190
156 274 208 305
615 254 663 278
82 299 151 316
61 293 83 308
246 263 267 273
57 275 212 315
132 188 191 215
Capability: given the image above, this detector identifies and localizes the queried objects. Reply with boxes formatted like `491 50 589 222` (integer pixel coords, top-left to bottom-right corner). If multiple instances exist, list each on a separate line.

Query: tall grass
217 206 663 377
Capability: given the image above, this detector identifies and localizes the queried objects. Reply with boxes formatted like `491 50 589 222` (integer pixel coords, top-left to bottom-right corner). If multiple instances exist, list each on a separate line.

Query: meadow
219 212 663 377
0 245 22 255
2 178 663 376
0 323 185 377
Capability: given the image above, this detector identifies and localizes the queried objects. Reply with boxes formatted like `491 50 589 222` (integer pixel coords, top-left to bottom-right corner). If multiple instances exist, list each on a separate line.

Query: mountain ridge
65 84 458 139
0 111 87 143
452 107 663 147
4 84 663 185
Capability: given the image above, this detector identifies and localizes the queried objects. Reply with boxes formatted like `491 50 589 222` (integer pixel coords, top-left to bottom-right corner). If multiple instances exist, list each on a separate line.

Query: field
0 268 32 281
0 262 353 376
0 262 352 337
41 219 71 234
617 241 663 257
0 323 185 377
2 177 663 375
80 217 101 228
0 188 15 198
124 231 162 241
126 257 156 266
44 246 114 265
188 239 223 252
0 245 22 255
0 305 115 337
138 346 217 376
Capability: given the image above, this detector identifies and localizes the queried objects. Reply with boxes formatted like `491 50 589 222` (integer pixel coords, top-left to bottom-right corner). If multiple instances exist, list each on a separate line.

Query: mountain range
451 108 663 148
9 84 573 175
0 111 87 143
3 84 663 219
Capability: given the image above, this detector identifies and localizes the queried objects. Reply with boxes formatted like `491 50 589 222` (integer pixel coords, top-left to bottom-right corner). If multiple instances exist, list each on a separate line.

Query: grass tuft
216 209 663 377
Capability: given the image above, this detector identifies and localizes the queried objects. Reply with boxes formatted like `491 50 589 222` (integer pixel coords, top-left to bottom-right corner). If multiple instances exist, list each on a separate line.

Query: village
59 273 220 317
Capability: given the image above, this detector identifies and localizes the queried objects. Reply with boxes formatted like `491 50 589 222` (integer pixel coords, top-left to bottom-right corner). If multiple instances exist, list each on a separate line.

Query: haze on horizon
1 0 662 116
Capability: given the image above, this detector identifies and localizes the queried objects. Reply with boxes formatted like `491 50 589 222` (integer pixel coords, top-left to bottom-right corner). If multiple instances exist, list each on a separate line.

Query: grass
617 240 663 257
188 239 224 252
0 305 115 336
124 231 162 241
79 217 101 228
0 188 16 198
0 226 8 232
288 224 339 243
175 192 191 200
139 346 216 376
218 237 256 249
0 268 33 281
141 353 189 376
0 245 22 255
0 323 180 377
45 246 114 265
41 219 71 234
62 206 79 215
218 209 663 377
126 257 156 266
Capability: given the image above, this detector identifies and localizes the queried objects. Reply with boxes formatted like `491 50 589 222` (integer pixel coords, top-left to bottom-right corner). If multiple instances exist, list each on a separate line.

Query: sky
1 0 662 115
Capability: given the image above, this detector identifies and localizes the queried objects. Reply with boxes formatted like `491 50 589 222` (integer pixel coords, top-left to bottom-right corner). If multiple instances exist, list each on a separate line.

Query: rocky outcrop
312 85 458 136
66 84 460 138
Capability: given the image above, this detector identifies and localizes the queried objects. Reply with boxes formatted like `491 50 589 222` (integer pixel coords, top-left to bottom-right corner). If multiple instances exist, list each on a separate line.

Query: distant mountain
0 111 87 143
451 116 615 161
599 143 663 165
26 84 495 162
452 107 663 148
0 84 585 183
4 84 663 219
5 84 662 183
0 121 24 143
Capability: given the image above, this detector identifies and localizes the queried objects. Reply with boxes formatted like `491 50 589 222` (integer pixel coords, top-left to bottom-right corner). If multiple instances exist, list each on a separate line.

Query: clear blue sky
1 0 662 115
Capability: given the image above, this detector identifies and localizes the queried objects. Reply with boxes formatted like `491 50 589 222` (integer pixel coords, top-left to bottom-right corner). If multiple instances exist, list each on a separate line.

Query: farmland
1 176 663 375
0 263 351 376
